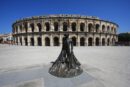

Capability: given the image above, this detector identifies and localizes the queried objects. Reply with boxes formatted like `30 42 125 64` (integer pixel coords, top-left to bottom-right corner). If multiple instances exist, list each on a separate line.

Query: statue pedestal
49 62 83 78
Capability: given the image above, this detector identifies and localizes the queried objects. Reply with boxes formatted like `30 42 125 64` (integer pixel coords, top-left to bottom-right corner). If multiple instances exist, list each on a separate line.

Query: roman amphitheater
12 14 118 46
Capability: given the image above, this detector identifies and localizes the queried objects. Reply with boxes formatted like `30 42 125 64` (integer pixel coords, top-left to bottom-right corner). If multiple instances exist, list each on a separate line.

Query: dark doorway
72 37 76 46
30 23 34 32
88 37 93 46
24 37 28 46
102 38 105 46
45 22 50 31
45 37 50 46
80 23 85 31
37 23 42 32
96 38 100 46
72 22 76 31
80 37 85 46
88 24 93 32
38 37 42 46
54 22 58 31
31 38 34 46
54 37 59 46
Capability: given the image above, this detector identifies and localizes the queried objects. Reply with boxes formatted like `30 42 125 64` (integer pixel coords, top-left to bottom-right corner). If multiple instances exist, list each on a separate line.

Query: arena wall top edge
12 14 119 27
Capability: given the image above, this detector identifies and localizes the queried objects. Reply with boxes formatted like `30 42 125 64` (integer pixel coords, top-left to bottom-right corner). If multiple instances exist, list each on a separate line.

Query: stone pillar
105 38 107 46
86 21 88 32
99 37 102 46
77 35 80 46
34 36 38 46
27 23 31 33
34 22 38 32
77 21 80 32
85 36 88 46
59 34 62 46
42 21 45 32
93 22 96 33
50 35 53 46
22 23 25 33
42 35 45 46
50 22 54 31
68 21 71 32
22 36 25 46
84 22 87 32
27 35 31 46
59 21 63 32
16 37 21 45
17 26 19 33
93 36 95 46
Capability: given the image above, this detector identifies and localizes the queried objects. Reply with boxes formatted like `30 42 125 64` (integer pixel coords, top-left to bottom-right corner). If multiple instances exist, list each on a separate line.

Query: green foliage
118 33 130 42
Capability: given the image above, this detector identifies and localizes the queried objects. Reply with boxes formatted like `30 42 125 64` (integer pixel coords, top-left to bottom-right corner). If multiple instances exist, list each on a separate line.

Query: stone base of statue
49 50 83 78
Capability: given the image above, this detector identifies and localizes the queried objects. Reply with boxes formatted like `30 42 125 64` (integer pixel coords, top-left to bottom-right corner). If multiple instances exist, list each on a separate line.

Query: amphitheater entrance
72 37 76 46
31 38 34 46
24 37 28 46
54 37 59 46
107 38 110 46
88 37 93 46
80 37 85 46
96 38 100 46
72 22 76 31
38 37 42 46
102 38 105 46
45 37 50 46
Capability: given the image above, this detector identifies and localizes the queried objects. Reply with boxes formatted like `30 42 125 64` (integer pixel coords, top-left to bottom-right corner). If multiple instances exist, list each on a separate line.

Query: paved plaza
0 45 130 87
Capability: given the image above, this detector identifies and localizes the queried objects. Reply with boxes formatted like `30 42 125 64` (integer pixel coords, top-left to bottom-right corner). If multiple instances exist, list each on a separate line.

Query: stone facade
12 14 118 46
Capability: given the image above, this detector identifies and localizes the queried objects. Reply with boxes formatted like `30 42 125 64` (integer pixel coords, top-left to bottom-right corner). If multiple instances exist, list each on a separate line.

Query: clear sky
0 0 130 34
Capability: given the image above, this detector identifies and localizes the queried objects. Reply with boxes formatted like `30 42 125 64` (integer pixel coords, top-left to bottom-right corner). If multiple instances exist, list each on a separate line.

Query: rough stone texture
12 15 118 46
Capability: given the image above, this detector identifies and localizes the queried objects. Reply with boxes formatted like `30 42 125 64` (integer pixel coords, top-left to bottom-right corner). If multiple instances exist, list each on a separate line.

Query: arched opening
30 23 34 32
114 28 116 34
31 38 34 46
96 24 100 33
20 37 22 46
107 26 110 33
24 37 28 46
88 23 93 32
54 37 59 46
72 37 76 46
80 37 85 46
111 27 114 33
15 26 18 33
102 25 105 33
88 37 93 46
102 38 105 46
107 38 110 46
71 22 76 31
37 37 42 46
80 23 85 31
37 23 42 32
45 22 50 31
63 22 67 31
96 38 100 46
24 22 28 33
45 37 50 46
54 22 58 31
20 25 22 33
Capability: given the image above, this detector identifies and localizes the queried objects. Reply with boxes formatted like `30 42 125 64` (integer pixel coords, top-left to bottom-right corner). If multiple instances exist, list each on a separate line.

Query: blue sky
0 0 130 34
